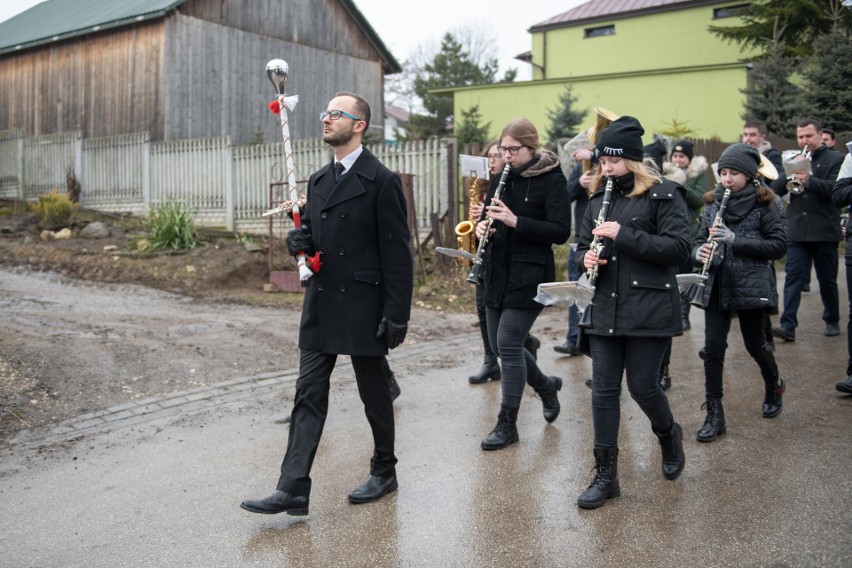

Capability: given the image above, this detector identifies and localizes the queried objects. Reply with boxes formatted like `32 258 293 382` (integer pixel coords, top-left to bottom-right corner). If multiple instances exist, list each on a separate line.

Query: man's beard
323 126 355 147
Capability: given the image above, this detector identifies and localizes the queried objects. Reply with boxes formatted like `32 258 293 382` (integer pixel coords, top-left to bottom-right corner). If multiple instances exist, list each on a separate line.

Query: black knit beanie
671 139 694 161
717 143 760 179
595 116 645 162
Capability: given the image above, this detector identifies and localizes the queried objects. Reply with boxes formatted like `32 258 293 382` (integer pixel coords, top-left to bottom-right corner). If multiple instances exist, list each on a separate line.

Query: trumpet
585 177 614 287
783 145 812 195
467 164 510 284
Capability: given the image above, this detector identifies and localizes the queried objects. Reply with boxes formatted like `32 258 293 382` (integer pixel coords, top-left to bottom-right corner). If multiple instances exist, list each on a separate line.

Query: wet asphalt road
1 275 851 567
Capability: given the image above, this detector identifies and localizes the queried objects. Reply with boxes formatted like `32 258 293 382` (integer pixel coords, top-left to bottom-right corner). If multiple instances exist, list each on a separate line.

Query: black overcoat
575 176 691 337
298 147 413 356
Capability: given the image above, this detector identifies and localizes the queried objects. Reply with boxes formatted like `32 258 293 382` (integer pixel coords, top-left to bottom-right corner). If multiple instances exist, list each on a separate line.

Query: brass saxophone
454 174 482 266
585 177 614 287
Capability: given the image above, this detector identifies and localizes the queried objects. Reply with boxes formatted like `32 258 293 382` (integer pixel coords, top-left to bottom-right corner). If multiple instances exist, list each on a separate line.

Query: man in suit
241 92 413 516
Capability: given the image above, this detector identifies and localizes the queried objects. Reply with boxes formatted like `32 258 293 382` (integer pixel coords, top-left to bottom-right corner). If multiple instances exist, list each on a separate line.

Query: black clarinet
585 177 613 288
467 163 511 284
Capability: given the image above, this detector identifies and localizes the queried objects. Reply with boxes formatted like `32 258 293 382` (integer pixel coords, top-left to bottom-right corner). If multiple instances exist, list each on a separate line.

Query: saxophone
454 174 482 266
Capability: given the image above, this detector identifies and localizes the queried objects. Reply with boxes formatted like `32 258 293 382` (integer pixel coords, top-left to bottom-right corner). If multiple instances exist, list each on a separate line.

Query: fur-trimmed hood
662 155 708 184
517 150 561 178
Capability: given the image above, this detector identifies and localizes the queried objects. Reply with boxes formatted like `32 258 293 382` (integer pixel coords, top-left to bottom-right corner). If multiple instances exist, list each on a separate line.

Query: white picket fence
0 130 455 236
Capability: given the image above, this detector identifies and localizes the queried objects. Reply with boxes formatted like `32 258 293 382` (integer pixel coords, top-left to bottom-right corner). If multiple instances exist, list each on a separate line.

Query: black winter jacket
693 184 786 312
482 151 571 309
575 174 691 337
771 144 843 242
831 160 852 265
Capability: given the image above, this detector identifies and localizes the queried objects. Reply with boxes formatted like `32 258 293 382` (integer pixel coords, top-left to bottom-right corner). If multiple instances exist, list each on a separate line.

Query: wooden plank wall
163 14 386 144
180 0 384 64
0 22 166 139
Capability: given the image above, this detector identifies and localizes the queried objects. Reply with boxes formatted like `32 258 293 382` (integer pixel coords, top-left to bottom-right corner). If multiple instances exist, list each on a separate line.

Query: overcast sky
0 0 589 80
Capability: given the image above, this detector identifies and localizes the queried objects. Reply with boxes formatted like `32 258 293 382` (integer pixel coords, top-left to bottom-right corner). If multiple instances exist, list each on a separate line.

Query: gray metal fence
0 130 454 237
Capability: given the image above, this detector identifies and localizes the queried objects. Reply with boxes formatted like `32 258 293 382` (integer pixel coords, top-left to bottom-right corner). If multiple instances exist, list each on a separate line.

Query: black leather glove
286 227 312 256
376 317 407 350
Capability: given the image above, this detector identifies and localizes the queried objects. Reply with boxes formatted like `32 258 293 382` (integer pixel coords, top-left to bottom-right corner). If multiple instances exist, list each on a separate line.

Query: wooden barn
0 0 400 144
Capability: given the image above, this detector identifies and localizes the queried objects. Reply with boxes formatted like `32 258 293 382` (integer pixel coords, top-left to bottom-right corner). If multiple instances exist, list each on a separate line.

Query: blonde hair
588 158 661 197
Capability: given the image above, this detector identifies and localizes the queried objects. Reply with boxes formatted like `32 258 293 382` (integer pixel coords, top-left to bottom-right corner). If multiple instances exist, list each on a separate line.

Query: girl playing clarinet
575 116 691 509
693 143 787 442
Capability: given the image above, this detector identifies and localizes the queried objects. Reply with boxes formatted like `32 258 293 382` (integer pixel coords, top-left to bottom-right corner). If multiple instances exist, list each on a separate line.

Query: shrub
144 201 200 251
30 191 78 229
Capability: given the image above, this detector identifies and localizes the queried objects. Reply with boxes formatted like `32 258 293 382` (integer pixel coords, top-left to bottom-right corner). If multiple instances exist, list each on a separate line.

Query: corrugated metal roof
0 0 184 53
530 0 722 31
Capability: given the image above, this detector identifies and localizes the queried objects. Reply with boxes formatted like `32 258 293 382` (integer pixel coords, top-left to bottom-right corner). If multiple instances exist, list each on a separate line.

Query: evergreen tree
545 85 588 147
454 104 491 147
800 22 852 131
407 32 514 140
739 43 805 138
709 0 850 58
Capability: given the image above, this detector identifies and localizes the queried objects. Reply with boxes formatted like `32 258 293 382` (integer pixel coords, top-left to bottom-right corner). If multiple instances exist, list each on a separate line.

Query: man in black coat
770 117 844 342
241 92 413 516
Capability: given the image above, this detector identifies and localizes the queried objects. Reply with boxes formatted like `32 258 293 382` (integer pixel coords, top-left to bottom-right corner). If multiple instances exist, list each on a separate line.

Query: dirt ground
0 203 476 444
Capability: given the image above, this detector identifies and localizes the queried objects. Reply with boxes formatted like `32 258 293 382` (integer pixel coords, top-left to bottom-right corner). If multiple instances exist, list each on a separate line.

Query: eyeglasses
498 145 525 155
319 110 362 122
487 153 502 159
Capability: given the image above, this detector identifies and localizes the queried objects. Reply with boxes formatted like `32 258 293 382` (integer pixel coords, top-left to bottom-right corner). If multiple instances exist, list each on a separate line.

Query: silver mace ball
266 59 289 95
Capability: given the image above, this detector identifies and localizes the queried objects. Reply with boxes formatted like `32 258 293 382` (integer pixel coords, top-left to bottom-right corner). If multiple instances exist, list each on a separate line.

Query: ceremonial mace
265 59 313 285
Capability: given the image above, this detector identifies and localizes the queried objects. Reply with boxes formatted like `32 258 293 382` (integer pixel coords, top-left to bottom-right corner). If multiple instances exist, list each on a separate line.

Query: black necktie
334 162 345 181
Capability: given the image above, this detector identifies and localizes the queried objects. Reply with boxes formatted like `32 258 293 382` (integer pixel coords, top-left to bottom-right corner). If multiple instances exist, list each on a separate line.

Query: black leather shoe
240 490 309 515
348 475 398 504
772 326 795 342
553 340 581 356
387 372 401 401
836 376 852 394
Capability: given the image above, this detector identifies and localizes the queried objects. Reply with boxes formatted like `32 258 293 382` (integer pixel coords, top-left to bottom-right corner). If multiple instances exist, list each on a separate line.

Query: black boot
469 353 501 384
696 398 726 442
762 373 785 418
577 447 620 509
534 376 562 423
680 299 691 331
659 365 672 391
524 334 541 361
654 422 685 480
481 405 519 450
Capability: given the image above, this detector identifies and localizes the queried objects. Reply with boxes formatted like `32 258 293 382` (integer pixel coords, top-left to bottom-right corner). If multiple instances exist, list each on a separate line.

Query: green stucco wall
532 2 757 79
442 1 760 145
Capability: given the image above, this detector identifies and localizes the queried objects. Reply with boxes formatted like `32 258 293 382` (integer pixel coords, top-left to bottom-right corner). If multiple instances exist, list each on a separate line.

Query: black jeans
588 335 674 449
485 305 546 408
846 262 852 376
703 304 778 399
475 284 496 359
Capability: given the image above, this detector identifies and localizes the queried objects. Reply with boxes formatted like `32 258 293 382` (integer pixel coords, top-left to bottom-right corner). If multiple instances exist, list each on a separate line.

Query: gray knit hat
716 143 761 179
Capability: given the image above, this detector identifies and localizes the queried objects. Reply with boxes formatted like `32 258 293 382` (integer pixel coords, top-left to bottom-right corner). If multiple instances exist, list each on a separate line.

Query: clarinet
467 163 511 284
690 187 732 307
585 177 614 287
